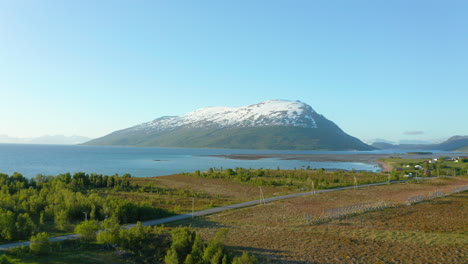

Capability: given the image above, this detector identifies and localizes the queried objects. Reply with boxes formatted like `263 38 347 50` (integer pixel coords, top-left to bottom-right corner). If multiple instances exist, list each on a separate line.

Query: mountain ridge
84 100 374 151
0 135 93 145
371 135 468 151
130 100 318 132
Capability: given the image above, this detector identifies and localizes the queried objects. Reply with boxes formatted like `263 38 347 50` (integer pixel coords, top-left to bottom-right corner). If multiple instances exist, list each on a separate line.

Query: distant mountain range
371 136 468 151
84 100 374 150
0 135 93 145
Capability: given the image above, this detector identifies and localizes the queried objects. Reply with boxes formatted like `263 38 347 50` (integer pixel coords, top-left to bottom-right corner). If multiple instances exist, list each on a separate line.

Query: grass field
381 156 468 174
120 171 385 214
114 174 296 214
184 176 468 263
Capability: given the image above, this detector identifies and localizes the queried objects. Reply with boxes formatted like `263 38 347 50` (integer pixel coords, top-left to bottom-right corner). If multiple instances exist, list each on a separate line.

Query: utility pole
311 180 316 195
83 211 88 221
353 176 357 190
259 186 266 205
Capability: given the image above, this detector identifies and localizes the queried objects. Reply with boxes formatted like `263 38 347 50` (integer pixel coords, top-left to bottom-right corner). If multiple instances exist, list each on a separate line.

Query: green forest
0 172 171 242
0 172 257 264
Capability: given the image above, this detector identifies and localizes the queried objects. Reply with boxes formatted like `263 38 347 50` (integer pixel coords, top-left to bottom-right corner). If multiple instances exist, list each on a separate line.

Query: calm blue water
0 144 445 178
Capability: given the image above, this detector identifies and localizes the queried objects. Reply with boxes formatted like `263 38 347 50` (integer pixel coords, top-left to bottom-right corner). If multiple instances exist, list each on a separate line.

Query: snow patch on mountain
131 100 318 132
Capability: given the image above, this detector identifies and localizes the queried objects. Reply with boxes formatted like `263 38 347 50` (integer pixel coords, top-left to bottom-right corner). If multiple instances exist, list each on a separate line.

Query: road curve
0 180 405 251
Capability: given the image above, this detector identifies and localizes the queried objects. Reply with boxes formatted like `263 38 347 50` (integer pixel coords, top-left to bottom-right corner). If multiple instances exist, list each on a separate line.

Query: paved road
0 180 407 251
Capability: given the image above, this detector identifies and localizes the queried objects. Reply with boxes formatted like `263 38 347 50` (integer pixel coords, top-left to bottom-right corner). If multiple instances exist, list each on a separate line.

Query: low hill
372 136 468 151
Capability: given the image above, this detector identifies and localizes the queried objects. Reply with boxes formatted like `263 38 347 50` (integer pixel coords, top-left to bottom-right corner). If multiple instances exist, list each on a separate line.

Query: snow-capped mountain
132 100 317 132
85 100 374 150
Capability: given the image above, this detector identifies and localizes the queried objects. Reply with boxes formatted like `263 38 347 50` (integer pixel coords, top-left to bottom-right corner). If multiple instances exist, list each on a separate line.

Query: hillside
457 146 468 152
85 100 374 150
372 136 468 151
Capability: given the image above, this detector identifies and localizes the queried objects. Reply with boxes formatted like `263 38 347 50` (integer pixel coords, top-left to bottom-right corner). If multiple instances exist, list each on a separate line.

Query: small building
404 173 414 178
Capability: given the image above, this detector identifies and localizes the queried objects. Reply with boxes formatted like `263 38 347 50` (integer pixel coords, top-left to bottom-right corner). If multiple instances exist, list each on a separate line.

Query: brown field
182 176 468 263
151 174 293 199
112 174 294 213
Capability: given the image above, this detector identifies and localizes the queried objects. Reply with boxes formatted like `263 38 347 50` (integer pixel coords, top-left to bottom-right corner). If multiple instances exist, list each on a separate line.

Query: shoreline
206 153 389 163
376 160 393 172
206 154 388 172
203 152 462 173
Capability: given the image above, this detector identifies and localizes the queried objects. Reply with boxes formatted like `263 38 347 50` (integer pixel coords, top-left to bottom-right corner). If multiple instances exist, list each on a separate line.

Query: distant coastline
205 152 464 172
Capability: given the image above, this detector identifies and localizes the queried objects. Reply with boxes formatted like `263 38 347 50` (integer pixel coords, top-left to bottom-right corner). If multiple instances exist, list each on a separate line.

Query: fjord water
0 144 387 178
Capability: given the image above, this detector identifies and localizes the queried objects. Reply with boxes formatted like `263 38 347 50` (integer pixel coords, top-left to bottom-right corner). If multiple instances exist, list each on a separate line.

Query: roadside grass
2 242 125 264
4 251 122 264
0 222 76 247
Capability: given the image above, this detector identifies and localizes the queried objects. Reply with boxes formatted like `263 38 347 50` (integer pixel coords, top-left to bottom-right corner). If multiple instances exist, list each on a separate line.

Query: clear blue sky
1 0 467 143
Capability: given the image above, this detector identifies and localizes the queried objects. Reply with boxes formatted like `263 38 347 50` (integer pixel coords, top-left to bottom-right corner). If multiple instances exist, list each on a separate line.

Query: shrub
29 232 50 256
202 228 230 264
233 252 258 264
0 255 13 264
96 217 120 245
74 220 100 242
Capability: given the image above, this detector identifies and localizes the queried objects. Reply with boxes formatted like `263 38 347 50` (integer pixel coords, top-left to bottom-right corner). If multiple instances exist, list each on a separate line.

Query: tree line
189 167 389 190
